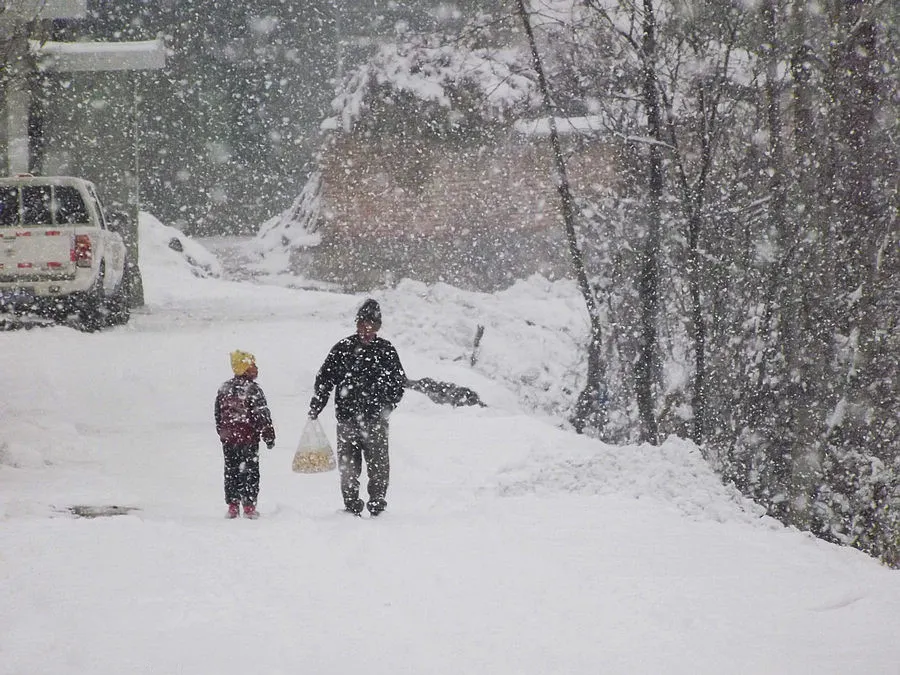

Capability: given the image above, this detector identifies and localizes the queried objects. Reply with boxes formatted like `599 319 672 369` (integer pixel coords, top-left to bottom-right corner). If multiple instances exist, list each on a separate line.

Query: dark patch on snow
68 505 140 518
406 377 486 407
0 315 56 331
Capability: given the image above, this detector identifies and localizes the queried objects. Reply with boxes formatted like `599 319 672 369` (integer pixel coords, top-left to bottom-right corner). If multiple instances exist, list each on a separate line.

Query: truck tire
105 262 131 326
77 264 106 332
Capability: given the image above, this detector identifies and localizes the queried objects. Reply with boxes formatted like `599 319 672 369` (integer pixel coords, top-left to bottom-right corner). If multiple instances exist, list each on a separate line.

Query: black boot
344 498 364 516
367 499 386 517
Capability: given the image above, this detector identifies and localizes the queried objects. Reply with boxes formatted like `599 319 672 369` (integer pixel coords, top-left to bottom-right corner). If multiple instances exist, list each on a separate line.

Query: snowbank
139 211 222 280
497 434 771 525
381 277 590 419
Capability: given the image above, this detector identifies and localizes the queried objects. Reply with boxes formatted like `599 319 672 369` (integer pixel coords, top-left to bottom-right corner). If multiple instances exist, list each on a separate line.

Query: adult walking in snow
308 299 406 517
215 350 276 519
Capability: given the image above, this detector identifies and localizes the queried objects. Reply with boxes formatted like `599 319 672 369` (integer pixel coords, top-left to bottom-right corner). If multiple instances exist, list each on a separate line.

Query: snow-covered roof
5 0 85 19
33 38 167 72
514 115 609 138
325 38 540 133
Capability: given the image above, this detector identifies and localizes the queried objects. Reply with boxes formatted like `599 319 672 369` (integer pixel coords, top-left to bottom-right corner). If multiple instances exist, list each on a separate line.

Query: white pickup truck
0 175 130 330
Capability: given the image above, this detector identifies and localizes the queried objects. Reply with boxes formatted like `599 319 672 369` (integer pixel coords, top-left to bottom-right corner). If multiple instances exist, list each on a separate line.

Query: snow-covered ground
1 214 899 675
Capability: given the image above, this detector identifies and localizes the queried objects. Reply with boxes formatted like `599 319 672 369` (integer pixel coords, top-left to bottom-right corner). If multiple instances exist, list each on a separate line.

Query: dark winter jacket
215 375 276 447
310 334 406 422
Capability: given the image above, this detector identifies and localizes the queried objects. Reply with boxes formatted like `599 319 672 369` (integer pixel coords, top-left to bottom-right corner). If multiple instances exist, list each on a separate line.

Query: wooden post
3 3 89 173
470 324 485 367
5 75 30 175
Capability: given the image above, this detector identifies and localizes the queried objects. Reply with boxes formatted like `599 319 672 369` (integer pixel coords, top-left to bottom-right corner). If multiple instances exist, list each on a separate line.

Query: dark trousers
337 416 389 514
222 442 260 506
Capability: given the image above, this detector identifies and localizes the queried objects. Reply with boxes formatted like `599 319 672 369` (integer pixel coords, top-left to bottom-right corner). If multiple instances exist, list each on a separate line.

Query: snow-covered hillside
1 214 898 675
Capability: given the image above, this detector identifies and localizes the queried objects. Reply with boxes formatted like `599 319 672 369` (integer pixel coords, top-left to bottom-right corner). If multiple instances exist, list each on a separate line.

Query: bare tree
514 0 608 436
632 0 663 445
518 0 899 564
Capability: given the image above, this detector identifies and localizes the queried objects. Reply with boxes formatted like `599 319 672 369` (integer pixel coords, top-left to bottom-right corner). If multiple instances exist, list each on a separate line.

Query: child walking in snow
214 350 276 519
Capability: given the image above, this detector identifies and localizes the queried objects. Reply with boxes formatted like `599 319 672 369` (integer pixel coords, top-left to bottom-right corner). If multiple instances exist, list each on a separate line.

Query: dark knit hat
355 298 382 327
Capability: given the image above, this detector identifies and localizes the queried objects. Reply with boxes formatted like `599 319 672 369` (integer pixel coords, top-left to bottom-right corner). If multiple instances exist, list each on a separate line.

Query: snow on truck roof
0 175 95 188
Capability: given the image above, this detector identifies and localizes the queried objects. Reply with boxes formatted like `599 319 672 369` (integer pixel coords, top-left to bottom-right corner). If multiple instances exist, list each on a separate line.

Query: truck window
54 186 90 224
0 187 18 226
22 186 53 225
86 185 107 230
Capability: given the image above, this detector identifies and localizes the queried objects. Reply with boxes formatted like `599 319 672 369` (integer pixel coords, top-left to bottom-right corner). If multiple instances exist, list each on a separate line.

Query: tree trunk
635 0 662 444
515 0 607 436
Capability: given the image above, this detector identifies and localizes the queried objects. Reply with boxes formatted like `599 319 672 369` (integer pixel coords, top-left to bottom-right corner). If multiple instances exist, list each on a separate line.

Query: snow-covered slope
1 216 898 675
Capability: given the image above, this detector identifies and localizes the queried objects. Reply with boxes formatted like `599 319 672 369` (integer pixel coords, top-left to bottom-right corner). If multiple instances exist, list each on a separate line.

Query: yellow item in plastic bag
292 419 336 473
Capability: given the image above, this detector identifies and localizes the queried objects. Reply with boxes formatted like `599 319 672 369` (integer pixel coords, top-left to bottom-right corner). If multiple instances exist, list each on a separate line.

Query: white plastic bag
292 418 336 473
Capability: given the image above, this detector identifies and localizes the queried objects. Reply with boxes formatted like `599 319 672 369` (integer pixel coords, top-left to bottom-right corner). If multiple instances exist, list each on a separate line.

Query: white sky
1 214 899 674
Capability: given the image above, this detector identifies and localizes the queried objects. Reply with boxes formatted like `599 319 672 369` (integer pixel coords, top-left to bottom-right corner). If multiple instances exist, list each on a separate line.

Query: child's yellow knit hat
230 350 256 376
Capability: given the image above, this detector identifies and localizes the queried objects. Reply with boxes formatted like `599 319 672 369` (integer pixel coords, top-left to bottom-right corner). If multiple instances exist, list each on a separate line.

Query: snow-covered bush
326 27 539 138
